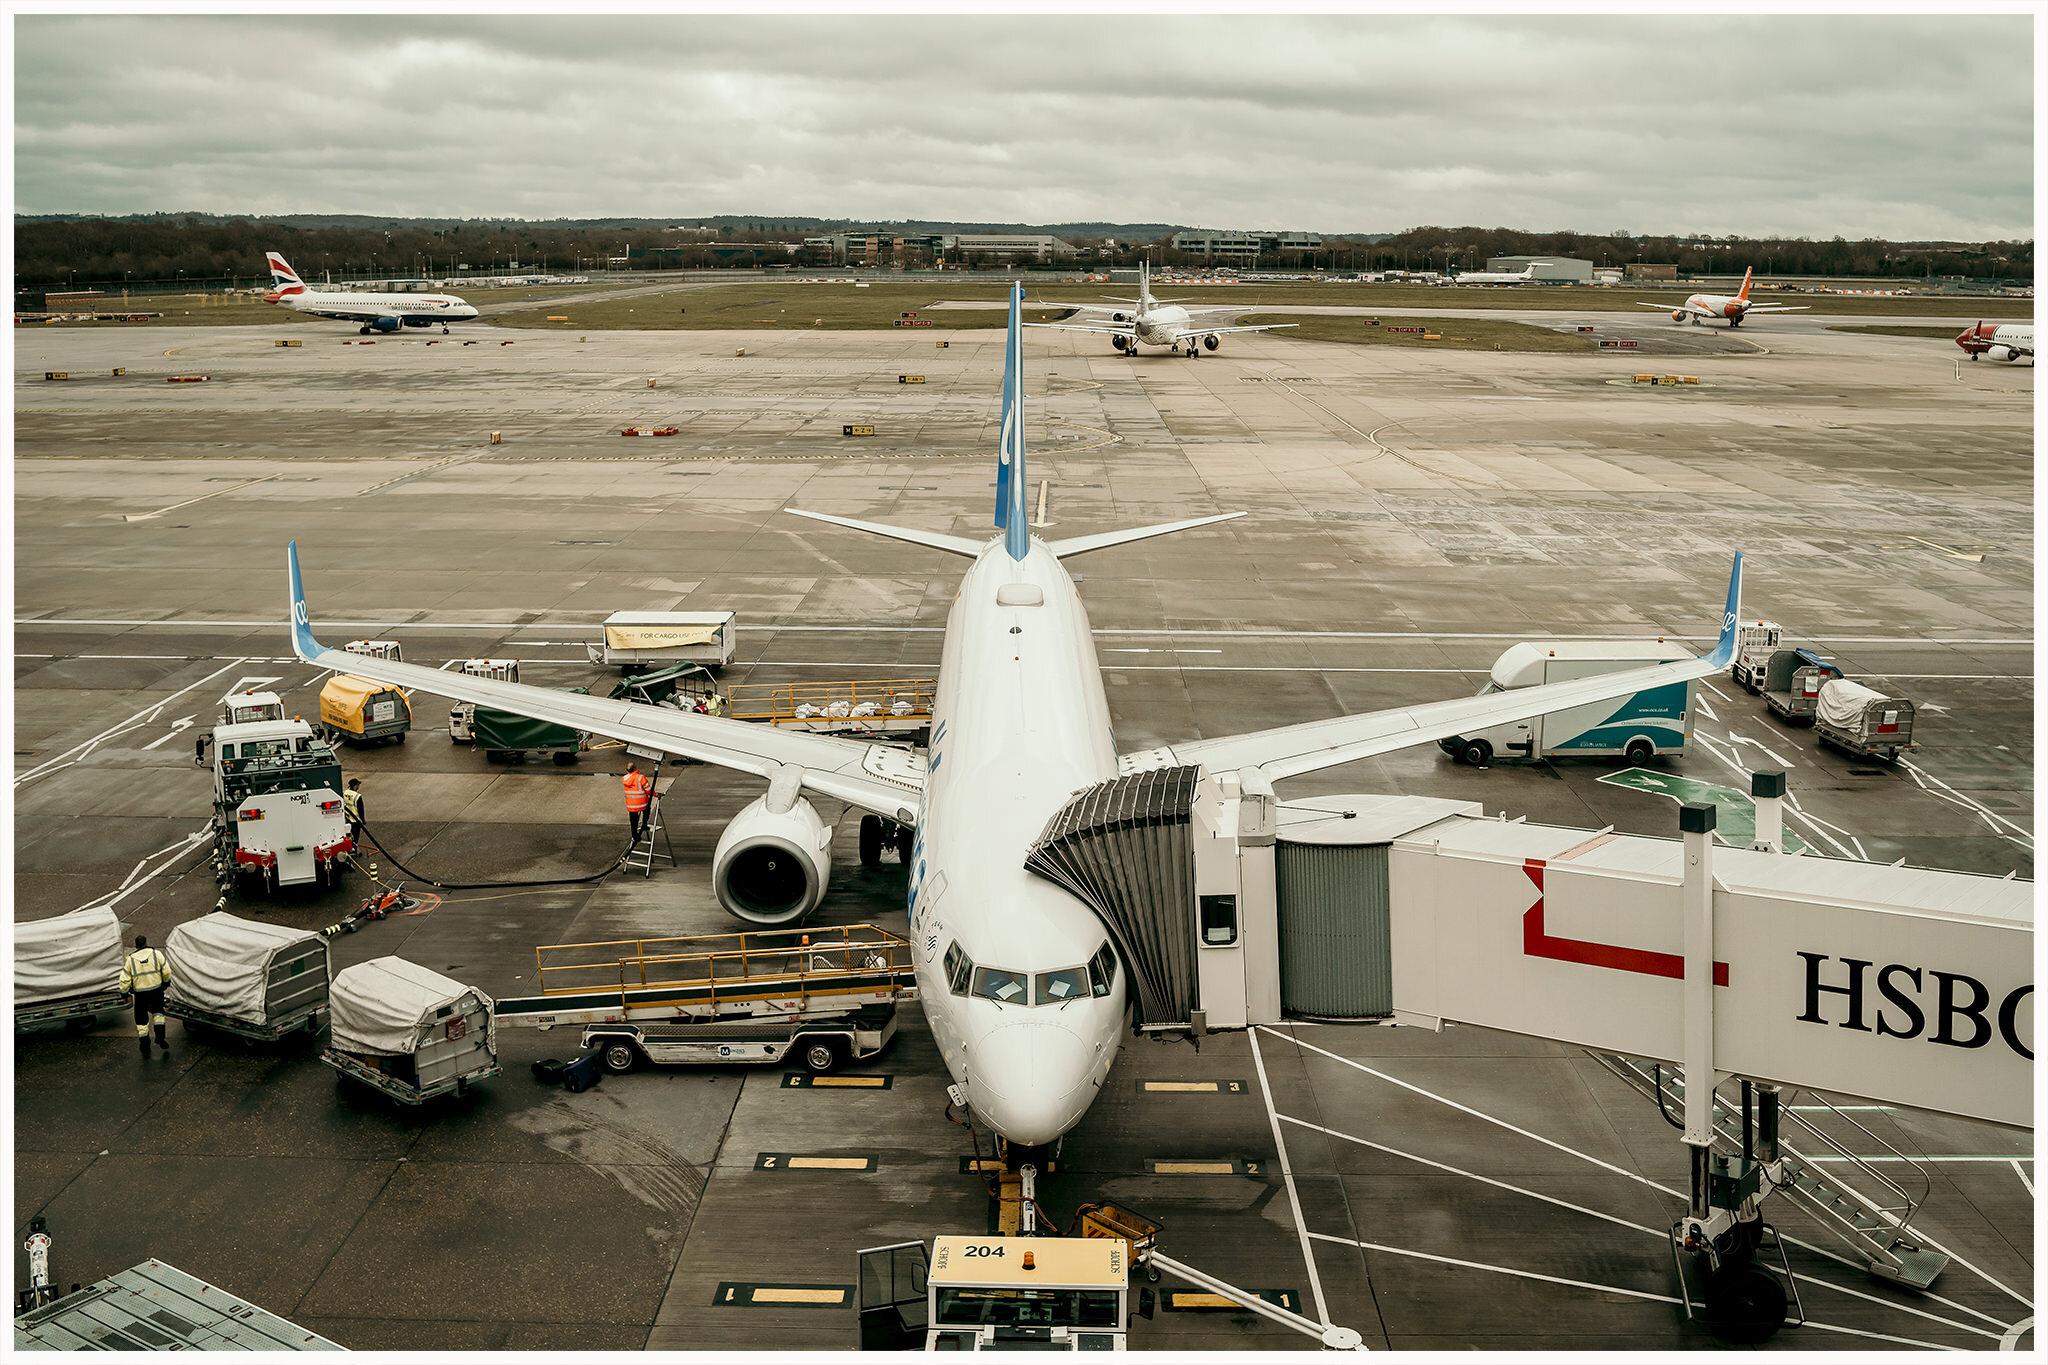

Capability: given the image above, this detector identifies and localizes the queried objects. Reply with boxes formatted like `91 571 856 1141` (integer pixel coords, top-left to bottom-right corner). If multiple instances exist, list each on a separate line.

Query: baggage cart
14 907 126 1033
474 687 587 764
317 673 412 746
1815 680 1916 762
607 660 719 709
322 957 499 1105
164 912 330 1042
1760 649 1842 725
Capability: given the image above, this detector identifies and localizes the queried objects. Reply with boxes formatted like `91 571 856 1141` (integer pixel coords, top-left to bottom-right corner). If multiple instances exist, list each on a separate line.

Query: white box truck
1439 640 1697 766
588 611 736 674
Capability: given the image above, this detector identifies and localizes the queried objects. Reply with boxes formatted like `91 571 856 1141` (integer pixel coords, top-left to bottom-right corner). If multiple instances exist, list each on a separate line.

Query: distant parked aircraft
1028 261 1294 357
1637 267 1808 327
264 253 480 334
1954 321 2033 362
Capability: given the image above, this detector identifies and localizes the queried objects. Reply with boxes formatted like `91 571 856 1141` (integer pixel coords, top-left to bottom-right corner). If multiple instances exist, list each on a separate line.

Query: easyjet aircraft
1638 267 1809 327
287 285 1742 1151
263 252 479 334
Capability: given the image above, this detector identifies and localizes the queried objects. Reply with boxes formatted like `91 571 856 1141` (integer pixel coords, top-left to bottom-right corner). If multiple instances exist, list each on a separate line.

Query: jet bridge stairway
1592 1052 1949 1290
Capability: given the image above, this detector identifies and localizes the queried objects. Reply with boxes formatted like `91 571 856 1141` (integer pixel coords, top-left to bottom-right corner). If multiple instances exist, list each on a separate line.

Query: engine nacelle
713 792 832 924
369 315 402 333
1202 334 1220 351
1111 312 1128 323
1110 335 1128 351
1671 309 1687 322
1986 344 2016 363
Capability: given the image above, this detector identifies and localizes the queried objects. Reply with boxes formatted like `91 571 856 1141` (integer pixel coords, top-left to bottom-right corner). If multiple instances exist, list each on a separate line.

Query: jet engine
369 316 402 333
1671 309 1688 322
1986 344 2017 363
1203 334 1221 351
712 776 833 924
1111 313 1128 323
1111 335 1128 351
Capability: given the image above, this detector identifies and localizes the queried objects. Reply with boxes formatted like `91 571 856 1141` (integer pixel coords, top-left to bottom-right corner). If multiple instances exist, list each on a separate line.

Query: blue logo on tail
1707 552 1744 666
286 541 325 659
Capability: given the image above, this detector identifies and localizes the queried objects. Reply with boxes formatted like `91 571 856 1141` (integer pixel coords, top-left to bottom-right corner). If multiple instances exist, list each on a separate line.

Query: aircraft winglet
286 541 326 662
1706 552 1744 667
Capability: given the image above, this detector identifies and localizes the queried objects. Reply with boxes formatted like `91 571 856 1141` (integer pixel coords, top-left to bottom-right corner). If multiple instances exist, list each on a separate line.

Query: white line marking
15 658 249 788
1725 730 1794 768
78 827 213 914
1305 1230 1681 1305
2012 1160 2033 1197
1247 1028 1331 1328
1899 757 2032 841
1695 696 1718 722
1798 1320 1965 1351
2001 1316 2033 1350
139 716 196 750
120 472 282 522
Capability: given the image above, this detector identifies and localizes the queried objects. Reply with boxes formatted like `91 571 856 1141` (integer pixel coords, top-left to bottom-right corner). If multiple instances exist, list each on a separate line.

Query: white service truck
1439 640 1697 766
1729 619 1783 692
206 719 353 896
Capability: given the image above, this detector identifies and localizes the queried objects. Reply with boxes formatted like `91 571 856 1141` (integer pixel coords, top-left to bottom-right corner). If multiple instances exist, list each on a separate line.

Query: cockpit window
1087 942 1117 998
944 942 973 996
1034 967 1088 1005
972 966 1028 1004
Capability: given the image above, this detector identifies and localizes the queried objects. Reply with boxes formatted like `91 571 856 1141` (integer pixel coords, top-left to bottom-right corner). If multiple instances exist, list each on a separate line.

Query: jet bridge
1023 766 2032 1336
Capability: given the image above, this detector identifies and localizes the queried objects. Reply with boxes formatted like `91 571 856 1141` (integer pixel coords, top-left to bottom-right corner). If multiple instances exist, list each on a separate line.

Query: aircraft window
944 942 973 996
1087 943 1117 998
1034 967 1088 1005
972 966 1028 1005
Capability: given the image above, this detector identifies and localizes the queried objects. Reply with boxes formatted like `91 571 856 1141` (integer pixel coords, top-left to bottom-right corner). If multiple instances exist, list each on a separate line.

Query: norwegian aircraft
263 252 480 334
1954 321 2034 362
286 284 1743 1151
1637 267 1808 327
1027 260 1295 357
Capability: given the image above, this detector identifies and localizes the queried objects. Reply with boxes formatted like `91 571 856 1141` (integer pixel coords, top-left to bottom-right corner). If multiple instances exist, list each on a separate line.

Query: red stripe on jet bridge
1522 859 1728 986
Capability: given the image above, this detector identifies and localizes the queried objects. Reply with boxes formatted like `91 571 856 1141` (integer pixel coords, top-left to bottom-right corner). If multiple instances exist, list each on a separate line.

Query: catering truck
206 719 352 895
1439 640 1696 766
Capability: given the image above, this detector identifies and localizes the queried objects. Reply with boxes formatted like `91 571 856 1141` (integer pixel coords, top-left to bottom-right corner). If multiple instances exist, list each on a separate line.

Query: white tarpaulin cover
604 623 722 650
165 913 326 1021
330 956 493 1056
1817 678 1889 728
14 907 124 1005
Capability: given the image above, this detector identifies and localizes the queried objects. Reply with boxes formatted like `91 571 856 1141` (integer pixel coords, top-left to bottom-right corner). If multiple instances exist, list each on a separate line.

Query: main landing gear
858 815 913 868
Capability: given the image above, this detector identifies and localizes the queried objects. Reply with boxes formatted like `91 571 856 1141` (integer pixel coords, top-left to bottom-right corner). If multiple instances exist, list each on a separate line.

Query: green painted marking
1598 768 1811 855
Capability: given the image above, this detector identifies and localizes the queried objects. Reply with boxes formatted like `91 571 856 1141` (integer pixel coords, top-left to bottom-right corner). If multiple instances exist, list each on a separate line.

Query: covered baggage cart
14 907 125 1031
587 611 736 673
606 660 718 709
318 673 411 746
474 686 587 764
1815 679 1916 761
164 912 330 1041
322 957 499 1104
1761 649 1842 725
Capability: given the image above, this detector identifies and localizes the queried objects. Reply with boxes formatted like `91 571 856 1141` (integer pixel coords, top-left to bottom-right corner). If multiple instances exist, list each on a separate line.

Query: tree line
14 215 2032 292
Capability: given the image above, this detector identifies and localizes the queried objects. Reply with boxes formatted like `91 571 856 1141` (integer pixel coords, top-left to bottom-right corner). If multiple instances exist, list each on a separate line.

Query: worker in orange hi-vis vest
622 763 654 841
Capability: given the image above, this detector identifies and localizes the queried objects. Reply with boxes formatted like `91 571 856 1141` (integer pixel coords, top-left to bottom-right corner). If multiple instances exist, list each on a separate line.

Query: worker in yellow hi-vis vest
121 935 173 1058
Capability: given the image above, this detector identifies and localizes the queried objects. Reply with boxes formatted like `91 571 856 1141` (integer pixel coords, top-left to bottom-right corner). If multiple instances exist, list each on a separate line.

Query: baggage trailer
14 907 127 1033
322 957 499 1105
317 673 412 747
608 660 719 710
727 678 934 738
1815 679 1916 761
1759 648 1843 725
1439 640 1696 766
449 660 520 742
495 923 914 1075
587 610 736 673
164 912 330 1042
473 687 587 764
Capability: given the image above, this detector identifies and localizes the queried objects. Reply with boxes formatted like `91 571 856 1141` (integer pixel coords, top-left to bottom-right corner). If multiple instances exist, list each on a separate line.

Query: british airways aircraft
264 252 480 334
287 284 1742 1149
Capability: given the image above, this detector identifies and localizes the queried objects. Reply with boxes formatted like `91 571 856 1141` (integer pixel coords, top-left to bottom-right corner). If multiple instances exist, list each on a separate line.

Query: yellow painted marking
1903 535 1985 563
810 1075 886 1087
1169 1293 1239 1309
1144 1081 1219 1092
788 1156 870 1170
751 1287 846 1304
1153 1161 1236 1175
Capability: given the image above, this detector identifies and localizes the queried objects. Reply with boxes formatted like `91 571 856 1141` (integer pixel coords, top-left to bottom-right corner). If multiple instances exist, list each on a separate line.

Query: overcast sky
13 13 2036 239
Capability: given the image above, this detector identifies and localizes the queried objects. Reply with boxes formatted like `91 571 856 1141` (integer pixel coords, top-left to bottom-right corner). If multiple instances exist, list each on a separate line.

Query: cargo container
164 912 330 1042
317 673 411 746
322 957 498 1105
1759 648 1843 725
14 907 125 1032
473 687 587 764
1815 680 1915 761
1439 640 1696 766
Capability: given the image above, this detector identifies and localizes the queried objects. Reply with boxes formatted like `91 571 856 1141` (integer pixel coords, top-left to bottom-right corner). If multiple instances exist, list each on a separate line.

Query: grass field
1825 324 1969 339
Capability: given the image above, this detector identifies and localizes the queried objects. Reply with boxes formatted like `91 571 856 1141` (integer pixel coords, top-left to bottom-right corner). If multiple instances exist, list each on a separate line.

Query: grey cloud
14 15 2033 238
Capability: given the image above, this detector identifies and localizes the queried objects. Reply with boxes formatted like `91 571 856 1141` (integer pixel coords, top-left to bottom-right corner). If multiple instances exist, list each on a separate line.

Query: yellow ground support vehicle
317 673 412 747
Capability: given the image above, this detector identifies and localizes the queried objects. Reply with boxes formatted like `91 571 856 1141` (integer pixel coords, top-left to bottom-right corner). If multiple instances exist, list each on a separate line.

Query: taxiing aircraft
1954 321 2034 363
1028 261 1295 357
1638 267 1808 327
1446 265 1538 286
287 284 1742 1150
264 252 480 334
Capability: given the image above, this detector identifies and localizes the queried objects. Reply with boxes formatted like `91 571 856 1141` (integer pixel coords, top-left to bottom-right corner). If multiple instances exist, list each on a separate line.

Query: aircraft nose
969 1023 1094 1146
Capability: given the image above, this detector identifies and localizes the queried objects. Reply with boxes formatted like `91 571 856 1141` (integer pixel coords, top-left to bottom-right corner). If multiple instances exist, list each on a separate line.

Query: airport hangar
11 292 2033 1352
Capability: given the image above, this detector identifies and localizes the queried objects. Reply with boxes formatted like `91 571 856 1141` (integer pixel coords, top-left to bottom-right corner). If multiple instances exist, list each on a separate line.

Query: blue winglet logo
1707 552 1744 666
286 541 324 660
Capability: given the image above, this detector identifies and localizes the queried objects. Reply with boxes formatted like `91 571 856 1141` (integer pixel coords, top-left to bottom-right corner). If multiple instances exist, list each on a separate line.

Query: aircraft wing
1121 555 1742 783
285 543 925 823
1637 301 1699 312
1167 322 1298 339
1739 304 1810 313
1025 320 1136 337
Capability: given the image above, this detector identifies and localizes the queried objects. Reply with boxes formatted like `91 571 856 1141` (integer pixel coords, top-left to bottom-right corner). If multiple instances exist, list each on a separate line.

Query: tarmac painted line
1246 1028 1332 1329
1898 757 2031 842
2001 1316 2033 1350
15 657 251 788
1303 1230 1683 1305
118 473 281 522
2012 1161 2033 1197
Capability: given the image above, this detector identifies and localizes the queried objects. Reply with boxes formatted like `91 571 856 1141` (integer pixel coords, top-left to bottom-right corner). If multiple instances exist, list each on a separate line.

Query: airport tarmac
13 312 2034 1351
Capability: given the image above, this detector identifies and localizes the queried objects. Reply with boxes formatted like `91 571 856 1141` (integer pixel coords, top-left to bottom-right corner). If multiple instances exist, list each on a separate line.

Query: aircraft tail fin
992 283 1029 560
1705 552 1745 666
286 541 327 661
1736 266 1754 302
265 251 305 299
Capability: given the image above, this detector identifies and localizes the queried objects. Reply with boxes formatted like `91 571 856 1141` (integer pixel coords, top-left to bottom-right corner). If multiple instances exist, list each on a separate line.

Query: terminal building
1171 229 1324 261
1485 255 1595 283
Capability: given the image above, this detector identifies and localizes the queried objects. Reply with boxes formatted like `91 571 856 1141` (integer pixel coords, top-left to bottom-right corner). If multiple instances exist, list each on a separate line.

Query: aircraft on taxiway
264 252 479 335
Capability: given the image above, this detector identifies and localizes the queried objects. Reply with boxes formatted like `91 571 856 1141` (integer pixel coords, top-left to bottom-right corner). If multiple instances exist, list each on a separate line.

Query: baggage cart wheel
552 750 578 766
394 732 406 745
800 1038 842 1074
595 1038 640 1074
